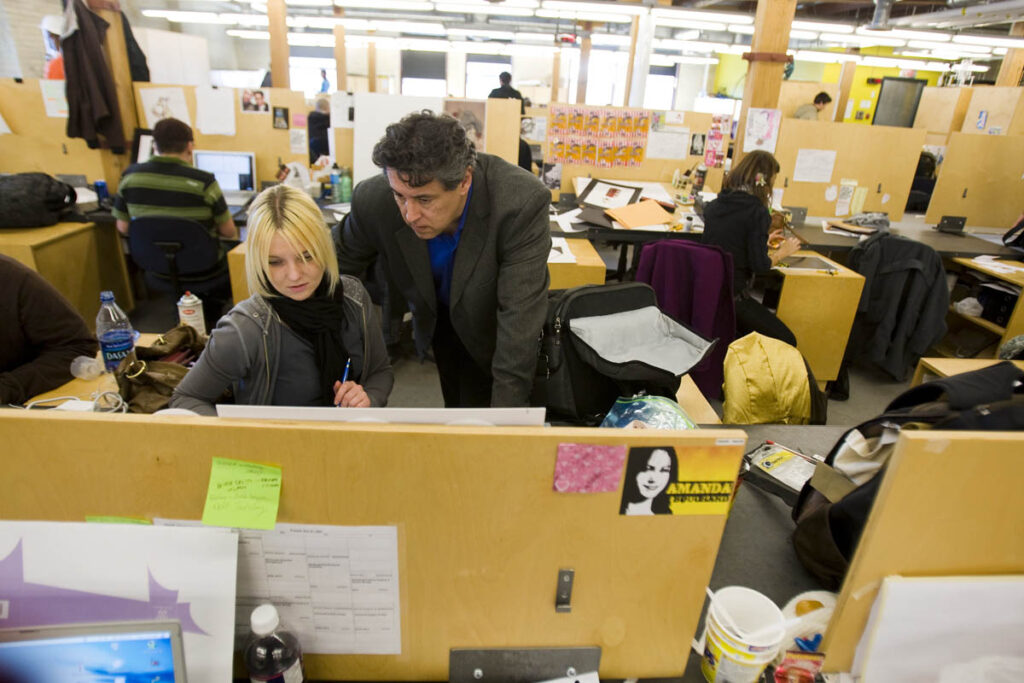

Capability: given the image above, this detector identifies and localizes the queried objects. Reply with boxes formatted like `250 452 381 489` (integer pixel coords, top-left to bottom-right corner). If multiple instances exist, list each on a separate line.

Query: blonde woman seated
171 185 393 415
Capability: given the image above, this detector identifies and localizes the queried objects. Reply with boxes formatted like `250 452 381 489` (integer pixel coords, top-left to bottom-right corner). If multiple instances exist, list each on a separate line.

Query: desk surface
910 357 1024 387
793 219 1019 259
0 221 95 247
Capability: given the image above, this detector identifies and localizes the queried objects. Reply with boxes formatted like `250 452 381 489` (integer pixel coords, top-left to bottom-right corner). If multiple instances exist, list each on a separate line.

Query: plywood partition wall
778 81 839 121
773 120 926 221
483 96 522 165
822 430 1024 673
913 86 973 137
133 83 310 187
960 85 1024 136
0 78 106 181
0 411 748 680
925 132 1024 227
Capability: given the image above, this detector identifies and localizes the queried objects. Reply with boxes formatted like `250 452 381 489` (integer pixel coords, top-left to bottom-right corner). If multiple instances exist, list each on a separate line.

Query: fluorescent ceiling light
288 16 346 28
590 33 631 47
672 30 700 41
793 50 860 64
535 9 631 23
656 18 727 31
226 29 270 39
435 3 534 16
789 30 818 40
650 53 718 66
909 40 990 53
285 0 332 6
335 0 435 10
994 47 1008 55
541 1 647 16
446 28 515 40
514 31 556 44
819 32 906 47
792 20 853 34
953 34 1024 49
142 10 235 23
873 28 951 42
861 56 949 70
652 8 752 24
396 37 449 51
727 24 754 35
369 20 446 35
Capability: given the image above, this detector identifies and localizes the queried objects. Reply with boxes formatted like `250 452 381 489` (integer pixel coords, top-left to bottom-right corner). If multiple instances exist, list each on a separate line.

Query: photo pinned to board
241 89 270 112
619 445 737 516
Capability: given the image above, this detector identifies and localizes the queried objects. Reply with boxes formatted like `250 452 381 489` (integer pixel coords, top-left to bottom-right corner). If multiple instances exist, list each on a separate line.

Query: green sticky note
202 457 282 530
85 516 152 525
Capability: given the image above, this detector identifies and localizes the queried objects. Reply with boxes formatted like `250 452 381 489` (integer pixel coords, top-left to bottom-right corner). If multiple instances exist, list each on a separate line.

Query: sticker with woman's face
620 447 678 515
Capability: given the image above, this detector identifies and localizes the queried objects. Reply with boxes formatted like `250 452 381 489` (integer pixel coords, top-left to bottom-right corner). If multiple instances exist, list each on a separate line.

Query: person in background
308 97 331 164
701 150 802 346
171 185 393 415
794 91 832 120
113 118 237 243
488 71 525 116
335 111 551 408
319 68 330 94
0 255 97 406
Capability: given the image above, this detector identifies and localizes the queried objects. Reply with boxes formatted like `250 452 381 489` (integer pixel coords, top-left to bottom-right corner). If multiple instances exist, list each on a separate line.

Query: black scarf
268 277 349 405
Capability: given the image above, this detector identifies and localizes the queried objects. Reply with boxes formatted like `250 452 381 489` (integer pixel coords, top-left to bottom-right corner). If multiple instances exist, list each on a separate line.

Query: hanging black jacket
63 0 126 152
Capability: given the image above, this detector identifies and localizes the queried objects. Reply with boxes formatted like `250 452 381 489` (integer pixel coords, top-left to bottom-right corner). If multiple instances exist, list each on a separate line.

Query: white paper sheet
548 236 576 263
195 86 235 135
554 207 585 233
646 129 690 160
330 91 355 129
743 108 781 153
353 93 442 185
0 521 238 683
39 80 68 118
0 110 10 134
290 128 308 154
216 404 546 426
140 87 192 129
854 575 1024 681
572 177 675 207
155 521 401 655
665 111 686 125
793 148 837 183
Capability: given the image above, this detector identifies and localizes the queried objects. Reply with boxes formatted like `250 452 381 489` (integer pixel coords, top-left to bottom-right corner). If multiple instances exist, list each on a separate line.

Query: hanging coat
63 0 126 153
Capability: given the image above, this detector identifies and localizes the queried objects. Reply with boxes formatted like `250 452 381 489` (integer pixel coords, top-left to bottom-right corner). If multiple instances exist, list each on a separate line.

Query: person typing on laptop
112 118 238 243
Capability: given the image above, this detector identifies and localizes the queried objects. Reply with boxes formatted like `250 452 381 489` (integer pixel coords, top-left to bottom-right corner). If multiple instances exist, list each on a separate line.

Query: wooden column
733 0 796 163
93 6 137 192
268 0 289 90
996 22 1024 87
551 50 561 103
575 23 593 105
367 32 378 93
834 58 858 122
623 17 641 107
333 25 348 92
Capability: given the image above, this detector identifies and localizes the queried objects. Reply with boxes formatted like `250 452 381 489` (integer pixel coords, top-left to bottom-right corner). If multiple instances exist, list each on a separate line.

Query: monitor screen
192 150 256 192
0 620 186 683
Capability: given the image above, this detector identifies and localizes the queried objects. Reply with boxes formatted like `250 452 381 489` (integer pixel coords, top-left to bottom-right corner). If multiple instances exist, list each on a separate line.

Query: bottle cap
100 290 114 302
251 604 280 635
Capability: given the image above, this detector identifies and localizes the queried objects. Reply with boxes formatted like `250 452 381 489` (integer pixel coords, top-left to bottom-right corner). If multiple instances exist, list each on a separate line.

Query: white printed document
156 520 401 655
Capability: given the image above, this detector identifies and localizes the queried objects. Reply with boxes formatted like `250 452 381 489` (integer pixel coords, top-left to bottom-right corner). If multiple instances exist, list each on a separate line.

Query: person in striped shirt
113 118 238 244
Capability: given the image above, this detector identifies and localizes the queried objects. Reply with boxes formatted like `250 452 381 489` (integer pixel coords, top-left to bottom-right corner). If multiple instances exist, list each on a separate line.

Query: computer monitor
131 128 156 165
192 150 256 192
0 620 187 683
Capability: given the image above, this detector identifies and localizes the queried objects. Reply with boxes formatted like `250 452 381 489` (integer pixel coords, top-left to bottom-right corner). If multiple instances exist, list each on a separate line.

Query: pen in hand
335 357 351 408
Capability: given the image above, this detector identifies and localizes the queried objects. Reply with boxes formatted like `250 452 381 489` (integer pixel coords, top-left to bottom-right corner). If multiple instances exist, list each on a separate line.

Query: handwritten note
202 457 282 530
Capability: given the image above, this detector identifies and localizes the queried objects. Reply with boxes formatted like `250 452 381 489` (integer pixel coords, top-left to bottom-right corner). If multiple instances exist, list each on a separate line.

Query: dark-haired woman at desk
701 150 802 346
171 185 393 415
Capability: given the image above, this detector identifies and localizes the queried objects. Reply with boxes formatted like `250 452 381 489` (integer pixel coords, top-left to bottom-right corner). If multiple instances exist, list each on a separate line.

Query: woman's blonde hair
245 184 340 298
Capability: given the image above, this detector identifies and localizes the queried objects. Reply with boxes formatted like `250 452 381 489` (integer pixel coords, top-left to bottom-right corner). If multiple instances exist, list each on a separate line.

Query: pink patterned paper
553 443 628 493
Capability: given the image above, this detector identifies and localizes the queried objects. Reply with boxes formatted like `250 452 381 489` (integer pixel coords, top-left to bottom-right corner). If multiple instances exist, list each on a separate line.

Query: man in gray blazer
334 111 551 407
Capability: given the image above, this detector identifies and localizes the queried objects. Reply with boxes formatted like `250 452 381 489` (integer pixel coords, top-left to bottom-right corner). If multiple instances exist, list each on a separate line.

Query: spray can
693 164 708 193
177 291 206 335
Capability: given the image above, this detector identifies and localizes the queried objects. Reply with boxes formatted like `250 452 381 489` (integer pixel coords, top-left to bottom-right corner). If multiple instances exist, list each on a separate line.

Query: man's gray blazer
333 153 552 406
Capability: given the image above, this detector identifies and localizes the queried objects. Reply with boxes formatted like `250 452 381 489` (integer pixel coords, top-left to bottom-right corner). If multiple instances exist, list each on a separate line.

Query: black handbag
0 173 77 228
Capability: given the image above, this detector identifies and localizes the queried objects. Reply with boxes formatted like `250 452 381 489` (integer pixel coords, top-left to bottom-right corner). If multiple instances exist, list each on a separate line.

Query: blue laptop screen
0 629 177 683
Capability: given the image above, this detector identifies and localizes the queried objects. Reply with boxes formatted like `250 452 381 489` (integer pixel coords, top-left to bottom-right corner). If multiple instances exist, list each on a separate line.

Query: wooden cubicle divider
0 411 748 680
132 83 310 188
959 85 1024 136
925 132 1024 228
777 81 839 121
483 96 522 165
773 120 925 221
822 430 1024 673
0 78 107 181
913 86 973 148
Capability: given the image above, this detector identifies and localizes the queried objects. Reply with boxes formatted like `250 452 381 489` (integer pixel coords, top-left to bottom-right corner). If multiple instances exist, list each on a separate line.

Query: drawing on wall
140 87 191 129
444 99 486 150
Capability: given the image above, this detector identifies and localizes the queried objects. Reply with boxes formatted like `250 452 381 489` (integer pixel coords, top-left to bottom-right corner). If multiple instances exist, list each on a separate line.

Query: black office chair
128 216 232 324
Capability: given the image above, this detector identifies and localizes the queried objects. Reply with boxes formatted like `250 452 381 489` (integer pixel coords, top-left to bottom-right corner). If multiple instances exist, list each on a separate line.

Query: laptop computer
193 150 257 209
782 205 808 226
0 620 187 682
935 215 967 236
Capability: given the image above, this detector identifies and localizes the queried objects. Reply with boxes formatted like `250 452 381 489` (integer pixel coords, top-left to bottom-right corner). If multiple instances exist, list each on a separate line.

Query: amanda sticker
619 446 735 516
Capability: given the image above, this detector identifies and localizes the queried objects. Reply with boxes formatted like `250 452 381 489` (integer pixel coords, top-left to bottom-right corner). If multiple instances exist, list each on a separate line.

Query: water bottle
330 164 341 203
339 167 352 203
95 291 136 372
244 604 305 683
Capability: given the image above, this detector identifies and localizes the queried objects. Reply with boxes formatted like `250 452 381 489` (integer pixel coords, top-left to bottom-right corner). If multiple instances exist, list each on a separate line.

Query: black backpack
0 173 77 228
791 361 1024 589
530 282 714 425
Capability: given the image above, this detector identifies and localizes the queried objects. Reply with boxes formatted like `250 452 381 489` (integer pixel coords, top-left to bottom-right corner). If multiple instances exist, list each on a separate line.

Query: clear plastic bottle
244 604 305 683
330 164 342 203
95 290 136 372
339 166 352 203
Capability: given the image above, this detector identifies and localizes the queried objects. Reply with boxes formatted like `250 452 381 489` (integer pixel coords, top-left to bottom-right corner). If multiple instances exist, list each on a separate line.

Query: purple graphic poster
0 522 238 683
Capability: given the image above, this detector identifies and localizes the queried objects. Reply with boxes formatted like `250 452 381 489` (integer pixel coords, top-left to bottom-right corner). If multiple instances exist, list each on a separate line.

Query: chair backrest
129 216 221 276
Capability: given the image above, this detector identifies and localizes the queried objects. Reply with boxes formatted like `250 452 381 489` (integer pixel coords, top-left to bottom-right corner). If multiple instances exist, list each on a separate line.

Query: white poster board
352 93 443 185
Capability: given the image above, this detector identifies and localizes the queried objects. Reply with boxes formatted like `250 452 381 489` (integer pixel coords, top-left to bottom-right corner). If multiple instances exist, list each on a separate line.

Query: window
644 65 677 111
401 50 447 96
466 55 511 99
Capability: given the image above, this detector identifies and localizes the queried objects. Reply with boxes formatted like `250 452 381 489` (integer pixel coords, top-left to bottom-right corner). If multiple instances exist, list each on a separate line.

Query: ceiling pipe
866 0 894 30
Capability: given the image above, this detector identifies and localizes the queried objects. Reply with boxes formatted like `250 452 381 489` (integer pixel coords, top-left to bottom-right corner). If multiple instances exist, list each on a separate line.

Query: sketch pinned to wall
743 108 781 154
140 87 191 129
444 99 486 151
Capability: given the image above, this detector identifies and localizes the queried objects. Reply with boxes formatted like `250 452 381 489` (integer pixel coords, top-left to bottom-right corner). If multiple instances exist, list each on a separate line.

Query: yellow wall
713 53 748 98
